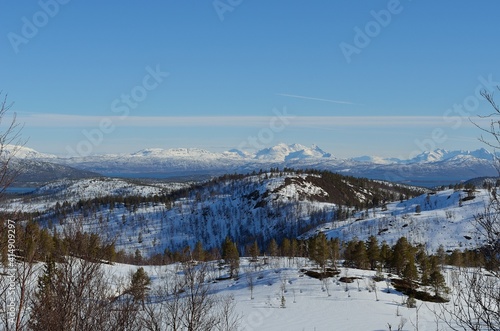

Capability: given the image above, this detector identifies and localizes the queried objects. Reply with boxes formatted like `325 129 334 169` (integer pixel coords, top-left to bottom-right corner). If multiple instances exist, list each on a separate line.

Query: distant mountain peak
131 147 215 158
408 148 495 163
4 145 56 159
254 143 332 161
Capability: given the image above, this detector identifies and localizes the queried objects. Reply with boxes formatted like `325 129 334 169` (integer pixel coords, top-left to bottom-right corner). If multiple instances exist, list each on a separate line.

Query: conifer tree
222 237 240 278
29 259 60 330
248 240 260 261
192 241 206 261
353 240 369 269
402 253 418 291
379 241 392 270
129 267 151 308
329 238 340 270
429 269 448 297
391 237 411 276
311 233 329 272
267 238 279 257
366 235 380 270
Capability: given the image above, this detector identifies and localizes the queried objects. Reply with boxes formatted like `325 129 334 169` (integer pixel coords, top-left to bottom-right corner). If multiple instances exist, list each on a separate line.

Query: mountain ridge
7 144 499 187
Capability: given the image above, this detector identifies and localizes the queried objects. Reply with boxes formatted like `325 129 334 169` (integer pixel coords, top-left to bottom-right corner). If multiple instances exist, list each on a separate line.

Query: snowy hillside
6 177 191 212
8 170 494 258
304 188 491 252
10 171 423 256
101 258 458 331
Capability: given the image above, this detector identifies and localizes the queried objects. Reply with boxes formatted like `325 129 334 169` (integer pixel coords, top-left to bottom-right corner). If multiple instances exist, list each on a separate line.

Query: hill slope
9 171 424 256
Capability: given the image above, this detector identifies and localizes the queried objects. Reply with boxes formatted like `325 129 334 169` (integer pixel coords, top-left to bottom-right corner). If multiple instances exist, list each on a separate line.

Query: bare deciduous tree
0 92 25 199
141 261 240 331
437 89 500 331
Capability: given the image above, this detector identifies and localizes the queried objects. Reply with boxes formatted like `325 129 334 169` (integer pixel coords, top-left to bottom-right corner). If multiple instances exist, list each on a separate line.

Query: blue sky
2 0 500 158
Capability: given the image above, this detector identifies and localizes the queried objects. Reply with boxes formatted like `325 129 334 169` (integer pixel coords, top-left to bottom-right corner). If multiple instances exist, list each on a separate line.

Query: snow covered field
106 258 463 331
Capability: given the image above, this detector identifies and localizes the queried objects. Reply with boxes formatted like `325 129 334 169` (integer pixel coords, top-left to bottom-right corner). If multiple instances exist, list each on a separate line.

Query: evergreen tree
267 238 279 257
353 240 369 269
366 235 380 270
402 253 418 290
436 244 446 270
129 267 151 308
312 233 329 272
379 241 392 270
391 237 411 276
281 238 291 258
248 240 260 261
192 241 206 261
343 239 358 268
222 237 240 278
29 259 61 330
329 238 340 270
428 269 448 297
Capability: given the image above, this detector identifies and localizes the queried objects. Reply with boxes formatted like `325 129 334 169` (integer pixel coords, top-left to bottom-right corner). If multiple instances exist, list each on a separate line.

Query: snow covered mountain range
7 143 499 187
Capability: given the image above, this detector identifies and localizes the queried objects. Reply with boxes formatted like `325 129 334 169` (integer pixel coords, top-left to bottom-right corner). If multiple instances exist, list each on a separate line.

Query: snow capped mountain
406 148 495 163
131 147 220 158
350 155 401 165
13 143 500 187
4 144 57 159
351 148 495 165
254 143 332 161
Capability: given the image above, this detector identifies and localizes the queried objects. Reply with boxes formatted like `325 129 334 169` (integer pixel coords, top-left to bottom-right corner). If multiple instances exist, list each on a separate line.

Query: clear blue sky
1 0 500 158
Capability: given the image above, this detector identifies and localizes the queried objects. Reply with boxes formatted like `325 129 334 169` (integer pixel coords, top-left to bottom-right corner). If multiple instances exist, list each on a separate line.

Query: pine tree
402 253 418 291
343 239 359 268
366 235 380 270
192 241 206 261
379 241 392 270
429 269 447 297
129 267 151 308
311 233 329 272
29 259 61 330
267 238 279 257
329 238 340 270
222 237 240 278
436 244 446 270
391 237 411 276
281 238 291 257
353 240 369 270
248 240 260 261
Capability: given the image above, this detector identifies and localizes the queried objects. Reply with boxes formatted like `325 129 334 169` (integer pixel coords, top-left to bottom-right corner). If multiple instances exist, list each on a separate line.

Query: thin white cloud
276 93 359 105
18 113 492 129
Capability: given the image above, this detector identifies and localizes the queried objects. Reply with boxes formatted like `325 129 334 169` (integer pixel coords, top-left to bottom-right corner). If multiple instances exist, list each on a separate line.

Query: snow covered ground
106 258 462 331
306 188 491 252
5 173 494 256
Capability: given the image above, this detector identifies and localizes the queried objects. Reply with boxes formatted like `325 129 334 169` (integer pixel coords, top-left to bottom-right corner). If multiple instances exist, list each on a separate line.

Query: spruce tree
391 237 410 276
29 259 61 330
354 240 369 269
222 237 240 278
129 267 151 308
249 240 260 261
192 241 206 261
366 235 380 270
